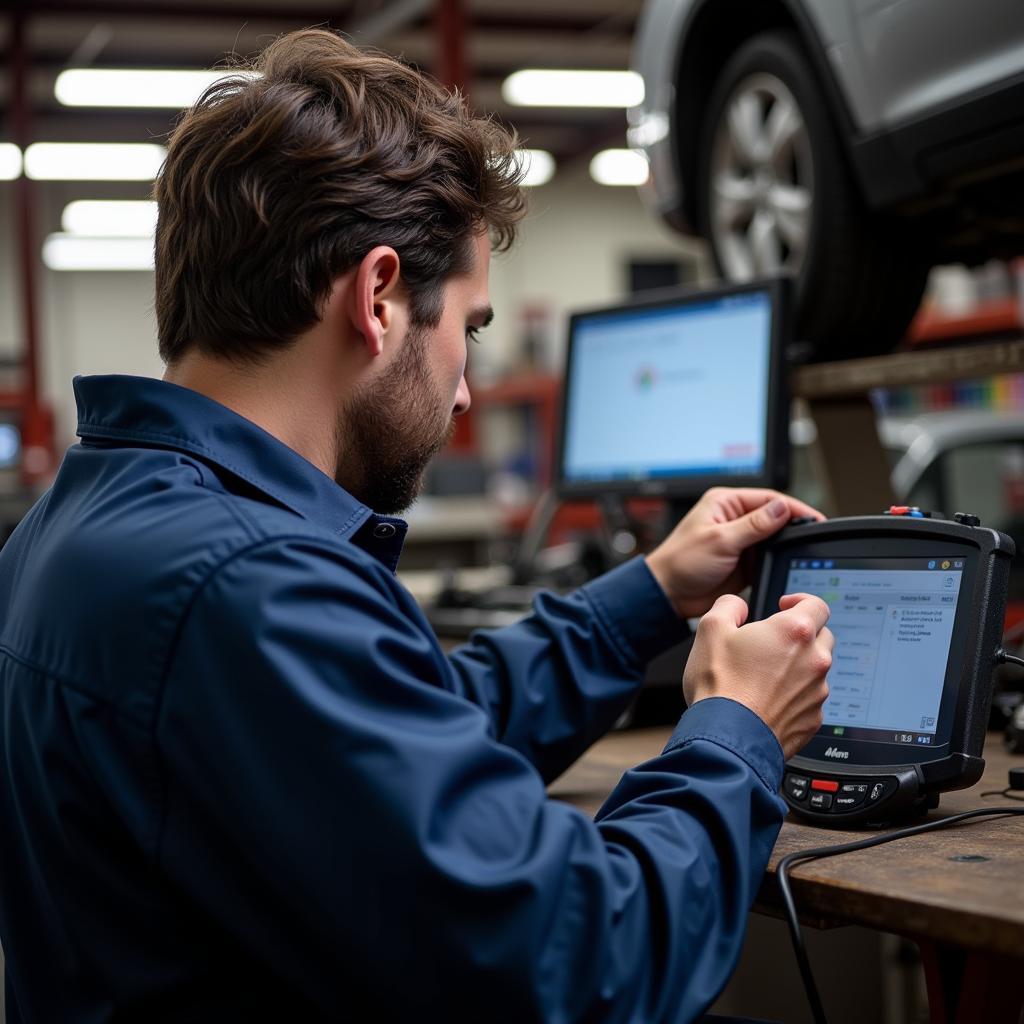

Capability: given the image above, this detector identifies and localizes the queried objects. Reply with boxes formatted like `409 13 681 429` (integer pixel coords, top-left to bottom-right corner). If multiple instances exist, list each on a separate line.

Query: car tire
695 29 929 361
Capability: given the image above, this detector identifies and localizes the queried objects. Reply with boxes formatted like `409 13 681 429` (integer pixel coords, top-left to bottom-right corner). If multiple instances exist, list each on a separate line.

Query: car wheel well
673 1 836 227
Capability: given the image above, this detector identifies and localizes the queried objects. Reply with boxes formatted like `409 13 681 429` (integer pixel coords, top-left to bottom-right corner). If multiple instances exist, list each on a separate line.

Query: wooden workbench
549 727 1024 1024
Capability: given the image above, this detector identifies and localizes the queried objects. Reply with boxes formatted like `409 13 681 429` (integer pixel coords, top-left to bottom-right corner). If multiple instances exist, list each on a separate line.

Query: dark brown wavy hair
153 28 526 364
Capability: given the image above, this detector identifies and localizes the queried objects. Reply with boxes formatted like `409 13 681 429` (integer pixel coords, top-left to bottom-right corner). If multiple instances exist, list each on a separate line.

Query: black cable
980 787 1024 801
995 648 1024 670
777 806 1024 1024
777 647 1024 1019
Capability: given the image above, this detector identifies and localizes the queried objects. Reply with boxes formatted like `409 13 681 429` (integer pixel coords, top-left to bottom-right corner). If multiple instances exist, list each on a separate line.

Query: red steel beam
2 1 356 23
435 0 468 96
10 8 52 483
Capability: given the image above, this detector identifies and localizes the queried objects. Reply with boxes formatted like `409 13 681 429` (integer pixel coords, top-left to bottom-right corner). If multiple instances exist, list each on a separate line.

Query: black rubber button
785 775 809 802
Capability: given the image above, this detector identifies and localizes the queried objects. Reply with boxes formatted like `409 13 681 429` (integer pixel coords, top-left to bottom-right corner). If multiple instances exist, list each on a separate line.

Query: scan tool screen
784 557 965 746
560 289 773 487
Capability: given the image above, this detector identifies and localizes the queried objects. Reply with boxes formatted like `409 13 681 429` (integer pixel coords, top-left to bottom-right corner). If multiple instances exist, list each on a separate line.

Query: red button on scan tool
811 779 839 793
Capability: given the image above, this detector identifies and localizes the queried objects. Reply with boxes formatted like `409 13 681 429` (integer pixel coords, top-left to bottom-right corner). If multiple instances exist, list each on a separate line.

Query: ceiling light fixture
517 149 555 187
502 70 644 109
589 148 649 187
25 143 167 181
42 234 155 272
62 200 158 238
55 68 257 109
0 143 22 181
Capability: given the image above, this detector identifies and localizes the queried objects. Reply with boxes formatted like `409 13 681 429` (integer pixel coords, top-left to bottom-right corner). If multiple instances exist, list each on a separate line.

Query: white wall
485 163 711 377
0 167 708 454
0 181 163 453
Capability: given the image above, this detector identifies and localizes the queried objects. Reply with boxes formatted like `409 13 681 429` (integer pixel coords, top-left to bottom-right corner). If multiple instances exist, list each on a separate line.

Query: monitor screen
556 282 787 498
783 556 965 747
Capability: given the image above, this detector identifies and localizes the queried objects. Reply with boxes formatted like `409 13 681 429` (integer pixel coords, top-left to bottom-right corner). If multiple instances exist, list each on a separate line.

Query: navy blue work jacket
0 375 787 1023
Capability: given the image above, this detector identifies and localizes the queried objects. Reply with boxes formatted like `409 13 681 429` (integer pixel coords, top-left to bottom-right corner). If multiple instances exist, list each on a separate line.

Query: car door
848 0 1024 128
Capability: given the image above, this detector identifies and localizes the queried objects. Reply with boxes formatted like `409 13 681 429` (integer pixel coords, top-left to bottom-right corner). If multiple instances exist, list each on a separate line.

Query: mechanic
0 28 833 1024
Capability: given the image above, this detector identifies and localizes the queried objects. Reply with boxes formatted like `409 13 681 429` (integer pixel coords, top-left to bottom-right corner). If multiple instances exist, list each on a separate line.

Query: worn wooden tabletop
548 726 1024 954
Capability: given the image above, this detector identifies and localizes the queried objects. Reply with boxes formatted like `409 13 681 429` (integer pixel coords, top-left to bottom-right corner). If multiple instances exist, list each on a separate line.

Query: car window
908 441 1024 536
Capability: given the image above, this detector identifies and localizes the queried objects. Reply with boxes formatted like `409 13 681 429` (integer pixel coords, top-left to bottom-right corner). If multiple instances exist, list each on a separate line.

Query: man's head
336 232 493 513
154 30 525 511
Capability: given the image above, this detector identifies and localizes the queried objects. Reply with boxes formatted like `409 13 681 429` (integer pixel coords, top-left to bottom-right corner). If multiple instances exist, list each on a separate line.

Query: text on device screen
784 558 964 746
562 291 772 483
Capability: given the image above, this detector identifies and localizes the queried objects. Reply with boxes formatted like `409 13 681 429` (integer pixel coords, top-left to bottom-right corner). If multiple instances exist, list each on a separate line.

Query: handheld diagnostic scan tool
749 510 1014 826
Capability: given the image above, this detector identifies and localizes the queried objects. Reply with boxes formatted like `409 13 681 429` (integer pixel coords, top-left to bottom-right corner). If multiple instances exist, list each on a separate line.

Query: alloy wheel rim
709 72 814 280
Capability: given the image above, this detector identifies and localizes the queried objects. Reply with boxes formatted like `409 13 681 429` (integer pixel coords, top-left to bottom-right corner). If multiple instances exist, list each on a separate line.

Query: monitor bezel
553 277 791 501
748 516 1014 776
756 536 979 766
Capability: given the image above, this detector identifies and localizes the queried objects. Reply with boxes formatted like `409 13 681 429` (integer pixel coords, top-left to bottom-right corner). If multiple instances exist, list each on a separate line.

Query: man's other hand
646 487 824 619
683 592 833 759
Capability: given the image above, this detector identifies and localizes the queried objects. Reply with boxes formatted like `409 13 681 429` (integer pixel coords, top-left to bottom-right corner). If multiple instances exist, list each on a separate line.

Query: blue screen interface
561 290 772 485
785 558 964 746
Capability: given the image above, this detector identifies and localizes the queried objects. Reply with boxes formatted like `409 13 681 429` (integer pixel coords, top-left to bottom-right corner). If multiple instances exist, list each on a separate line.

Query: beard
335 324 456 515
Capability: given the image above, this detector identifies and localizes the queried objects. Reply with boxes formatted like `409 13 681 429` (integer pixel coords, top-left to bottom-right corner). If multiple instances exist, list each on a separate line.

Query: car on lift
793 407 1024 542
629 0 1024 360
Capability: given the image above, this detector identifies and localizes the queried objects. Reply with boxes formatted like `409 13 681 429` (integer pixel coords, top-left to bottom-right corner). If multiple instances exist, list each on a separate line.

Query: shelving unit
473 372 560 487
908 297 1024 346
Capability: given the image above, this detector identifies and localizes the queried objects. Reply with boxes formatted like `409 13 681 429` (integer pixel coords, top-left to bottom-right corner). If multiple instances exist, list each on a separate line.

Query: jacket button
373 522 397 539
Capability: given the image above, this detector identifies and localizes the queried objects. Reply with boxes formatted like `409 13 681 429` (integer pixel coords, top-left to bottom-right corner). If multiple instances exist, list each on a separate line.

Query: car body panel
632 0 1024 229
629 0 692 227
630 0 863 229
849 0 1024 128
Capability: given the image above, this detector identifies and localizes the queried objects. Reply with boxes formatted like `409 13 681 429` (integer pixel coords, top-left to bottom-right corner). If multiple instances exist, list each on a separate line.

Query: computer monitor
555 279 790 501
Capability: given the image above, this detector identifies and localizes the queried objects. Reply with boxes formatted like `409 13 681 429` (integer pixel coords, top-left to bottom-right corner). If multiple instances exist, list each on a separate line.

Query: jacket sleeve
446 556 689 781
155 538 787 1024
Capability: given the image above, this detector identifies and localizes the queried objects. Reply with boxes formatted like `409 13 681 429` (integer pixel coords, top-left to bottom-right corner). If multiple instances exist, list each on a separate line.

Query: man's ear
350 246 402 358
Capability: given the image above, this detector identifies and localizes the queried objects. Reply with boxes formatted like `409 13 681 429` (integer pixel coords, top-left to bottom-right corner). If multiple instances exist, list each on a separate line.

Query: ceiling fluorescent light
42 234 155 272
502 70 643 108
0 143 22 181
25 143 166 181
517 149 555 187
55 68 257 109
589 148 649 187
62 200 158 238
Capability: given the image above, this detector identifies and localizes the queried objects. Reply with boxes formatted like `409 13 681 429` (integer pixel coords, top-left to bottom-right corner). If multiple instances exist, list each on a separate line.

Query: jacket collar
74 374 408 568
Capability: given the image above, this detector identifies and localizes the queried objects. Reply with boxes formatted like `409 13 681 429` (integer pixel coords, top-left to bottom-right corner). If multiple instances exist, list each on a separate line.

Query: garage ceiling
0 0 643 167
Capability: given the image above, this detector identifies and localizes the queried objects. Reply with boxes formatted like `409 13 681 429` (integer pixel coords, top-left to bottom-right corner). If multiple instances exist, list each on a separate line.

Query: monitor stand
512 491 659 586
511 488 560 586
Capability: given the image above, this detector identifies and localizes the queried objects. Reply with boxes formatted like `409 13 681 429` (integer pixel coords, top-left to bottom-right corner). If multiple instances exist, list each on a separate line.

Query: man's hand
683 592 833 759
646 487 824 619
